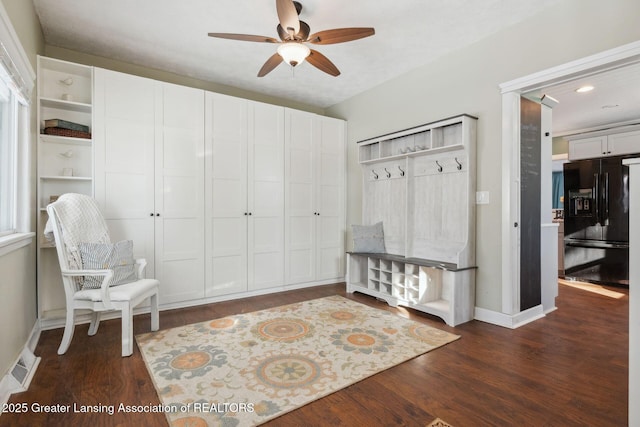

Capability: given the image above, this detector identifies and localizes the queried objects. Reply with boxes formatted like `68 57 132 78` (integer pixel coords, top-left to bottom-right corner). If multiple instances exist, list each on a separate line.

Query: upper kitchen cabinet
568 125 640 160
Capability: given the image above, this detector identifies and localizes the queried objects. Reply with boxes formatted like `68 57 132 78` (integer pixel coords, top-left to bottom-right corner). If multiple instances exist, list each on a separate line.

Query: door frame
499 40 640 315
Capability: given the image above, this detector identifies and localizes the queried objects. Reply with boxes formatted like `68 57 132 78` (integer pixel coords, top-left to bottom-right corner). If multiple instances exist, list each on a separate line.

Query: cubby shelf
347 252 476 326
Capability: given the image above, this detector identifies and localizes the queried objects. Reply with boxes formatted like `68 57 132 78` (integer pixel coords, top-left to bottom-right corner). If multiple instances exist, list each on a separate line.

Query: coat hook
455 157 462 170
372 170 378 179
398 165 405 177
435 160 443 173
384 168 391 178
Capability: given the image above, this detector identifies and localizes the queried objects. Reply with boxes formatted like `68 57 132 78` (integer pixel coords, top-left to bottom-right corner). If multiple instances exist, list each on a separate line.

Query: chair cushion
352 221 386 253
78 240 137 289
74 279 159 302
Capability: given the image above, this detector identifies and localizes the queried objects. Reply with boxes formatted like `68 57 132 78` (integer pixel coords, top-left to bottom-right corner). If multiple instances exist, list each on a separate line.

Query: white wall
0 245 37 374
327 0 640 312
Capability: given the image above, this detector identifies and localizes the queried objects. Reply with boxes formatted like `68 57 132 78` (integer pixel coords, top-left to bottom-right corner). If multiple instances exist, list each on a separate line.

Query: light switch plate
476 191 490 205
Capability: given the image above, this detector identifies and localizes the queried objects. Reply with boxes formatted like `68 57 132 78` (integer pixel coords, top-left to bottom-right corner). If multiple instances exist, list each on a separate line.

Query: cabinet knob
150 213 154 217
156 213 160 217
244 212 248 216
249 212 252 216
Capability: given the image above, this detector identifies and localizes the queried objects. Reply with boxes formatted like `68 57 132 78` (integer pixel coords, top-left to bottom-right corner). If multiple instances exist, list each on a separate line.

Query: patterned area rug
137 295 459 426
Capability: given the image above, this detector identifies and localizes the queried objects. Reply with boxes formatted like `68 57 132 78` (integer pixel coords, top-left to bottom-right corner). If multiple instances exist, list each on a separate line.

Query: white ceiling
525 62 640 135
33 0 562 108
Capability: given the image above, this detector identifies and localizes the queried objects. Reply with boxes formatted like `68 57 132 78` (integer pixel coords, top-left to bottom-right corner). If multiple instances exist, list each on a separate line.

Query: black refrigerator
563 155 630 285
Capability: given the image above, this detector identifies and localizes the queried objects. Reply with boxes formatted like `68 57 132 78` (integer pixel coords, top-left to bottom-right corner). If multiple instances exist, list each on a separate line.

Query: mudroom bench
346 252 476 326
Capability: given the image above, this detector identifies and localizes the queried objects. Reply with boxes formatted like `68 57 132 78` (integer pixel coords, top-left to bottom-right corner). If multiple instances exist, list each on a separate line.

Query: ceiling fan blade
276 0 300 36
208 33 279 43
308 27 375 45
307 49 340 77
258 53 283 77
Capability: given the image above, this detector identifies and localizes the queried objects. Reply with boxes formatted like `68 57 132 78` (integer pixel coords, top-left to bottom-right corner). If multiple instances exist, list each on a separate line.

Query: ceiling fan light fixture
277 42 310 67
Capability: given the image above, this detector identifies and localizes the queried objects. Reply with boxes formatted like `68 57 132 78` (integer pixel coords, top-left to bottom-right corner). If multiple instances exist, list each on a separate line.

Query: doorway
500 40 640 318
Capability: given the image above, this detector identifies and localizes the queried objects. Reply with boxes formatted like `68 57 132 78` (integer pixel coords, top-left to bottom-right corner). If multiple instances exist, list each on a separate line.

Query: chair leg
88 312 101 336
119 303 133 357
150 293 159 331
58 308 76 355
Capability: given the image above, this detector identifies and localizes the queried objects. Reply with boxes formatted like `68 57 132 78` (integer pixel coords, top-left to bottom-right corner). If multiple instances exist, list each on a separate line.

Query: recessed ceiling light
575 85 594 93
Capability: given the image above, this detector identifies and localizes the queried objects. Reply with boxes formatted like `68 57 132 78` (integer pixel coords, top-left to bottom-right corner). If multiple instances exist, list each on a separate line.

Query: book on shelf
43 127 91 139
43 119 89 133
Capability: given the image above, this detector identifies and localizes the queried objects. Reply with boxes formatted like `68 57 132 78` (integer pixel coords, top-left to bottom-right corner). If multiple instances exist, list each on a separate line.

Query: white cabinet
205 93 285 297
284 109 346 285
38 58 347 322
37 56 94 324
568 126 640 160
94 68 205 306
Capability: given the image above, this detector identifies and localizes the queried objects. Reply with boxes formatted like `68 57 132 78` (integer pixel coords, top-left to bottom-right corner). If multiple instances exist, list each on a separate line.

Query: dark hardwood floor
2 282 628 426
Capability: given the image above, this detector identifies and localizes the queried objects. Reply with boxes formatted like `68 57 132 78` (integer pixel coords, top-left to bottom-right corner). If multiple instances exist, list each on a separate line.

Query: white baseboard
474 304 545 329
39 278 344 331
0 322 41 410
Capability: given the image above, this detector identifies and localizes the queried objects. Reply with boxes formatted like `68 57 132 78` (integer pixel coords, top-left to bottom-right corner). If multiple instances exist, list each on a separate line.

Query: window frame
0 2 36 255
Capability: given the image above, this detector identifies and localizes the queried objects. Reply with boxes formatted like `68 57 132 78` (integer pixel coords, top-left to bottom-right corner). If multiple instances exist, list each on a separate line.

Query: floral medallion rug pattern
136 295 460 426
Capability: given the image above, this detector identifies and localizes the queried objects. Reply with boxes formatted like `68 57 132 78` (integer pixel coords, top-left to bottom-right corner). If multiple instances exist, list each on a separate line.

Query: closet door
155 83 205 303
94 68 156 274
284 109 316 284
315 116 345 280
248 102 284 290
205 93 248 296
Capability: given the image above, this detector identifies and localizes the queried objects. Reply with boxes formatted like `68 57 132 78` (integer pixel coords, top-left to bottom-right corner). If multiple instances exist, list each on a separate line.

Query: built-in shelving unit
358 115 469 163
347 114 477 326
36 56 94 321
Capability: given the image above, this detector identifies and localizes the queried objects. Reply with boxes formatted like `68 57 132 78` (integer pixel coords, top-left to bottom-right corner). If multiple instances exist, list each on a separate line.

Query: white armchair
45 193 159 357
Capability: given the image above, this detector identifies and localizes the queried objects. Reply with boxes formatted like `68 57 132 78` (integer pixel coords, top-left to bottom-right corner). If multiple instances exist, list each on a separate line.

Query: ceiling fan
208 0 375 77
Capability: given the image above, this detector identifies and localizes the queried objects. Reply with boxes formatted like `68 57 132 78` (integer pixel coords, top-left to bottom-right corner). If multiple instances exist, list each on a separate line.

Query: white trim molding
0 232 34 257
623 157 639 427
500 40 640 94
501 92 521 315
474 304 545 329
0 2 35 100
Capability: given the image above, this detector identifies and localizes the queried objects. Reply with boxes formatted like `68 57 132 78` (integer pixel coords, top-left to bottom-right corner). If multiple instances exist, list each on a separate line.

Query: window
0 73 17 236
0 5 35 256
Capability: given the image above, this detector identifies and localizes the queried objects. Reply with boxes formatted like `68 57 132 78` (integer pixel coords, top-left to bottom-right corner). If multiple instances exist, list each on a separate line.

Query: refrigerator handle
602 172 609 225
593 173 600 224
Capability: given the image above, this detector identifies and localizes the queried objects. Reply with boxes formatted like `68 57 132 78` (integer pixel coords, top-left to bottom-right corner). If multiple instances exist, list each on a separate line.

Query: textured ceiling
33 0 562 108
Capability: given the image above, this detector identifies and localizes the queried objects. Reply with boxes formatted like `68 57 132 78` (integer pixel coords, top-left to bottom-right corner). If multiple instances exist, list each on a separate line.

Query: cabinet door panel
107 219 153 258
248 104 285 290
104 118 154 175
317 246 343 279
568 136 606 160
205 93 248 296
288 249 315 283
155 83 205 304
211 256 245 294
316 117 345 279
213 217 245 256
608 130 640 156
94 68 156 276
